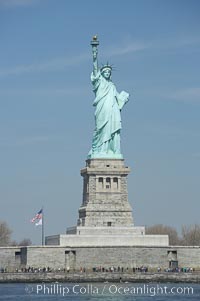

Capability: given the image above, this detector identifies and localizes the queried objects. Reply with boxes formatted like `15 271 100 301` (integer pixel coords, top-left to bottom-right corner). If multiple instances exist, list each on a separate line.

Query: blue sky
0 0 200 244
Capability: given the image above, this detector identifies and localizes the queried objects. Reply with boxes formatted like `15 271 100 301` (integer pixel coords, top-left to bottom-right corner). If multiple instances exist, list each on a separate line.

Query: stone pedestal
46 158 169 247
78 159 134 228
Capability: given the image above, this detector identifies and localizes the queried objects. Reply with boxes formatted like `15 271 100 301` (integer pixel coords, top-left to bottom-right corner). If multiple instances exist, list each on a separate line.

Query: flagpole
42 206 44 246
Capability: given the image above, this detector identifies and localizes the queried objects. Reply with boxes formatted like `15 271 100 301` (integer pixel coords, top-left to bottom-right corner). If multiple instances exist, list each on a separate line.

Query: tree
18 238 32 246
10 238 32 246
10 240 18 246
146 224 180 245
181 224 200 246
0 221 12 246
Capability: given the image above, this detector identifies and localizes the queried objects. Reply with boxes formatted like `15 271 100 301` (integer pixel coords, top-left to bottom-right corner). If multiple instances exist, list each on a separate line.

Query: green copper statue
88 36 129 159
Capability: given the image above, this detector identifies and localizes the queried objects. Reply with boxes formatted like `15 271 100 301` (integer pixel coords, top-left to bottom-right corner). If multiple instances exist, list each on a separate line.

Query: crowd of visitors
0 265 195 273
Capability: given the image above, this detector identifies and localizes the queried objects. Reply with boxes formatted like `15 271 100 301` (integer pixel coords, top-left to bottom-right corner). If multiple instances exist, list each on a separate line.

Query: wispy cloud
155 36 200 51
0 35 199 78
145 123 200 138
105 35 200 57
141 87 200 104
0 134 55 148
0 87 90 97
22 135 50 145
169 88 200 103
0 42 148 77
192 152 200 158
0 53 89 77
105 42 150 57
0 42 149 77
0 0 36 8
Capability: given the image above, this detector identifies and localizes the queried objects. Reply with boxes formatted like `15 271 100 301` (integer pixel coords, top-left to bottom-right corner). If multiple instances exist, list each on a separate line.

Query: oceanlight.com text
25 283 194 297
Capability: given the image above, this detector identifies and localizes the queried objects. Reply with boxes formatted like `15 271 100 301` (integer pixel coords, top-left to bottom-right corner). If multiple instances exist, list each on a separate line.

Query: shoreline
0 272 200 283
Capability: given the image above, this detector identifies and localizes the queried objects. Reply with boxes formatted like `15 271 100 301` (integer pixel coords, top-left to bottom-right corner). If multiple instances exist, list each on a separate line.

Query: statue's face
102 69 111 80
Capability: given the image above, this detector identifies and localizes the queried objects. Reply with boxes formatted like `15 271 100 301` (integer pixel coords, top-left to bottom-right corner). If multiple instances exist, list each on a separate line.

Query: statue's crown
100 63 113 73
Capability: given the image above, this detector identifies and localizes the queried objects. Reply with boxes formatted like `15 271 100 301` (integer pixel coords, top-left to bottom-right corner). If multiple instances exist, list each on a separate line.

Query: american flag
31 208 43 224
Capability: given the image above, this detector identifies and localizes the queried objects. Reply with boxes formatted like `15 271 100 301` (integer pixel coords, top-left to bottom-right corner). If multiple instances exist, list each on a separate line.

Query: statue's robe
89 70 129 156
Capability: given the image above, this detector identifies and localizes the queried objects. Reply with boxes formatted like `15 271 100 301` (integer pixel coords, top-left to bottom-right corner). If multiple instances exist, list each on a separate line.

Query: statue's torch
90 35 99 60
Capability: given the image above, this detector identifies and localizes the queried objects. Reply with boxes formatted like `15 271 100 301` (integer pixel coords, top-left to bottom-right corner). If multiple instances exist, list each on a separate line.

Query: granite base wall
1 246 200 271
0 247 22 271
177 247 200 268
74 246 168 269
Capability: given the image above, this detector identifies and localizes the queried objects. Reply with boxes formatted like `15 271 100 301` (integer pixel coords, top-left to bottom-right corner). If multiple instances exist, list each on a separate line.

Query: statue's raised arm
90 35 99 76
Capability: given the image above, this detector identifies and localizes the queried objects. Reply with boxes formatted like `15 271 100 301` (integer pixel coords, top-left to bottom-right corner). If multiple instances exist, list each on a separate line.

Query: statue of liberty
88 36 129 159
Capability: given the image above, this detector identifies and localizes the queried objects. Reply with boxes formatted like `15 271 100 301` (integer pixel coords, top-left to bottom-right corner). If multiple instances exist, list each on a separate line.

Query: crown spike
100 62 113 73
